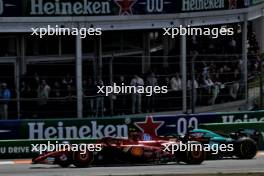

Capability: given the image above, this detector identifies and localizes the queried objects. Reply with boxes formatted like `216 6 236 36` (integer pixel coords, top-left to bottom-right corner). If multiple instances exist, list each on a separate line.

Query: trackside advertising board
0 110 264 158
1 111 264 140
0 0 255 17
252 0 264 5
0 139 97 159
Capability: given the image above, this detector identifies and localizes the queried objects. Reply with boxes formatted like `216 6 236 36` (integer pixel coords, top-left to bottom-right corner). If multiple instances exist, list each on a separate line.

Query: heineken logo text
28 121 128 139
182 0 225 11
30 0 111 15
221 114 264 123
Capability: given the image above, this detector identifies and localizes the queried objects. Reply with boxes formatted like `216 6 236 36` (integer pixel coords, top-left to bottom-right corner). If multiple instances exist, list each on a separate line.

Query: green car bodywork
190 129 234 143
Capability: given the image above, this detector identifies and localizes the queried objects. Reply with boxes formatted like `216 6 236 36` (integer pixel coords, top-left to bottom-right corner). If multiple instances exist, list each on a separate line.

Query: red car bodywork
32 134 205 167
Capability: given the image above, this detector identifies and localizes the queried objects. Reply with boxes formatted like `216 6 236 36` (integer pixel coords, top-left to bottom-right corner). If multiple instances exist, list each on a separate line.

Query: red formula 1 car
32 133 205 167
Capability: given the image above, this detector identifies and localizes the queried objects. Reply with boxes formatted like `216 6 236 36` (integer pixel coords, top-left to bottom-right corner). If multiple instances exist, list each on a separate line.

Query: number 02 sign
147 0 164 12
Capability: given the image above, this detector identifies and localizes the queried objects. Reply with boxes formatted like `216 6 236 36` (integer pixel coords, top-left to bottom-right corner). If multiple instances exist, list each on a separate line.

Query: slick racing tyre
72 150 94 168
236 138 257 159
56 154 72 168
184 142 205 164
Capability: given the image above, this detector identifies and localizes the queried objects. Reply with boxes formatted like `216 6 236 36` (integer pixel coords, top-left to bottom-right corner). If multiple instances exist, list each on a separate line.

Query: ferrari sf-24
32 133 206 167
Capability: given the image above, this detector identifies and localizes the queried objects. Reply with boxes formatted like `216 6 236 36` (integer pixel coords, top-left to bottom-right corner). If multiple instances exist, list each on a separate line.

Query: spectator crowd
0 28 263 119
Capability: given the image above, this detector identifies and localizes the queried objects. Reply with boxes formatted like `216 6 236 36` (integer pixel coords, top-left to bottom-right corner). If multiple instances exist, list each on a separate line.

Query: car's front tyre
56 154 72 168
180 141 205 164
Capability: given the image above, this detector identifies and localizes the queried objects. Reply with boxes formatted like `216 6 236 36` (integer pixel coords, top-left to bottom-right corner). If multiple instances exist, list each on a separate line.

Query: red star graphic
114 0 137 15
229 0 237 9
134 116 164 138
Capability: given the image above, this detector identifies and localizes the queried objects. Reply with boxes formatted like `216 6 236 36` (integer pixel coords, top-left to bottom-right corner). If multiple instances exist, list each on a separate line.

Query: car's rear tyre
72 151 94 168
236 138 257 159
183 142 205 164
185 150 205 164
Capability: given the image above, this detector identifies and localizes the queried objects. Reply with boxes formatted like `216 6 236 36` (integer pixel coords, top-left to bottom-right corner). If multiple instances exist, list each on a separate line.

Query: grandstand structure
0 0 263 119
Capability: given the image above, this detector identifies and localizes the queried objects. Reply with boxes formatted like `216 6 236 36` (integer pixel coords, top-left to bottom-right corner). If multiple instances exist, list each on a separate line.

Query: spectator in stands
21 82 34 100
48 81 62 117
86 78 97 117
209 63 216 74
20 81 30 118
230 68 240 100
249 32 259 54
203 75 215 105
62 74 73 86
164 77 171 90
170 73 182 91
203 75 213 88
0 83 11 120
253 54 261 74
51 81 61 98
209 75 221 105
62 74 74 95
37 79 51 117
187 78 199 105
146 72 158 113
65 84 74 98
220 64 231 83
229 37 237 54
31 72 40 91
62 74 74 97
131 75 144 114
20 80 37 118
202 63 210 80
96 79 104 117
170 73 182 108
116 75 127 115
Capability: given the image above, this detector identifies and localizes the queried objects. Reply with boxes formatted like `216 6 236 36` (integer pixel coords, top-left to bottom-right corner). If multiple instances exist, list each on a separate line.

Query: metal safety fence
0 53 262 119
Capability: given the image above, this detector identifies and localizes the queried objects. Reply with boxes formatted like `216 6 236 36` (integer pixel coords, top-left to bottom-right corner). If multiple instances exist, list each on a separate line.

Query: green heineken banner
0 110 264 158
0 0 257 17
1 110 264 140
252 0 264 5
